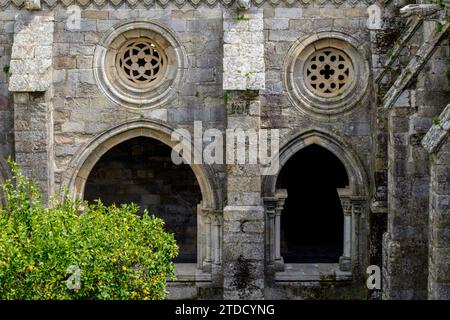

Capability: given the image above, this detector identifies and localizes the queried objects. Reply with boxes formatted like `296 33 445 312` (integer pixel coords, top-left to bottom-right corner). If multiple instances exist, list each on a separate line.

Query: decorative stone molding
62 119 222 280
198 206 223 271
304 48 353 98
1 0 383 9
237 0 250 10
116 38 167 89
262 130 369 277
24 0 41 9
62 119 219 210
283 32 370 116
262 129 369 198
93 20 187 110
265 185 366 274
227 100 250 115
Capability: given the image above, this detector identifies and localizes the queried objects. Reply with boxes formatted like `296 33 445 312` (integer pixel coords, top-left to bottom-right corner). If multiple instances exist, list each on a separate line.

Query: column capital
263 196 277 217
275 189 288 214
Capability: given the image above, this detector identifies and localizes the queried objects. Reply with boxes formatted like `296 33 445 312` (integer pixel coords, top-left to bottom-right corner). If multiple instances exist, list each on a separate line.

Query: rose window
116 39 166 88
304 48 353 98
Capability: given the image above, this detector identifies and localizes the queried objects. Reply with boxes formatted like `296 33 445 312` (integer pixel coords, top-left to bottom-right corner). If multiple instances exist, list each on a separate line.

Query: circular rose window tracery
304 48 353 98
283 33 369 116
93 20 187 110
116 39 166 88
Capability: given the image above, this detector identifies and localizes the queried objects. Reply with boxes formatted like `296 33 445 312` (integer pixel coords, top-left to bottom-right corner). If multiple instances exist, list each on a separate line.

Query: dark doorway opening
276 144 349 263
84 137 201 263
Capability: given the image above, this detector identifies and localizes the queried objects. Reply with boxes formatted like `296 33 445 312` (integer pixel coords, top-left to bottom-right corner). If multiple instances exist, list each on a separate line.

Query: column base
274 257 284 272
339 256 352 272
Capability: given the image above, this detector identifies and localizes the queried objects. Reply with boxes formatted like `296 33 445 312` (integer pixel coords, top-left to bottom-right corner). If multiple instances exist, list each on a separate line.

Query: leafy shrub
0 159 178 300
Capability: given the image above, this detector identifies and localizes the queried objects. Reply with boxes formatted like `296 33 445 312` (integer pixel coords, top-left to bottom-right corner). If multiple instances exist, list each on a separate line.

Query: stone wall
382 15 449 299
0 11 14 166
428 130 450 300
0 1 448 299
422 105 450 300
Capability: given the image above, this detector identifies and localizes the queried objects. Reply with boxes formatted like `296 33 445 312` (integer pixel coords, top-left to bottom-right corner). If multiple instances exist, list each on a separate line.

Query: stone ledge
170 263 212 282
275 263 352 282
1 0 383 10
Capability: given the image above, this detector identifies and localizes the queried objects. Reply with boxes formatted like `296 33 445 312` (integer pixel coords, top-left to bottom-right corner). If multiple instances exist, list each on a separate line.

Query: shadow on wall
84 137 202 263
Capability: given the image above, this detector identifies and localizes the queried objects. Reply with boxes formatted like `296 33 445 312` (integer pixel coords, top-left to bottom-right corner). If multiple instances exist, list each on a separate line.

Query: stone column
211 211 223 266
222 6 265 300
338 189 352 271
263 197 276 264
383 107 429 300
8 12 54 204
273 189 287 271
351 199 364 273
198 205 212 271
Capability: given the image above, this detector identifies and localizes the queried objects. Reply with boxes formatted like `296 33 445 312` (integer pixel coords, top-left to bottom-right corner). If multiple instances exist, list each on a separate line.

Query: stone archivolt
1 0 382 9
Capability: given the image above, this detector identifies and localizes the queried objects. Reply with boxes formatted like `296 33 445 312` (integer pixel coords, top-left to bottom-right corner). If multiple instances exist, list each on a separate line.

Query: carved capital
263 197 276 215
275 189 287 215
352 202 364 215
210 211 223 226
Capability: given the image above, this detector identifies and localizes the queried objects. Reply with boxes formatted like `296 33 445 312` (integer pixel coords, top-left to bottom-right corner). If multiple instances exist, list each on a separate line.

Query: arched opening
276 144 349 263
83 136 202 263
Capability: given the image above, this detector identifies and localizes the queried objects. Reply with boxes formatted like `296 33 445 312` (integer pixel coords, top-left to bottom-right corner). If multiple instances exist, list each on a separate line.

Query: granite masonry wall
0 1 449 299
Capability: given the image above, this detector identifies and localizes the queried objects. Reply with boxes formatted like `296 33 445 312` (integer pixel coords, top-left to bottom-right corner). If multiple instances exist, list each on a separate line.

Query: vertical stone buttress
383 17 448 299
8 11 54 203
423 106 450 300
222 7 266 299
367 3 390 291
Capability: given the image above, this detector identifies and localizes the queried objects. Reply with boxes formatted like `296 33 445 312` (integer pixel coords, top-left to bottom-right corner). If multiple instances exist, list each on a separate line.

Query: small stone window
304 48 353 98
116 39 167 88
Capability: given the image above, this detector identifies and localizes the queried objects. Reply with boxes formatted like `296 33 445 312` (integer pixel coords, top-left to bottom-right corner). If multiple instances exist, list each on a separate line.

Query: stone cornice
1 0 381 9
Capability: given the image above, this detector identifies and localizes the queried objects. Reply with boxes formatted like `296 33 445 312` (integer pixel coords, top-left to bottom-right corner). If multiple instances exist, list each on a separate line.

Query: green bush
0 159 178 300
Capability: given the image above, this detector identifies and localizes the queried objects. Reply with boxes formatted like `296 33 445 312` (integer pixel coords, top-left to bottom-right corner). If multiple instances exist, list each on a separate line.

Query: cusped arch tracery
263 130 369 198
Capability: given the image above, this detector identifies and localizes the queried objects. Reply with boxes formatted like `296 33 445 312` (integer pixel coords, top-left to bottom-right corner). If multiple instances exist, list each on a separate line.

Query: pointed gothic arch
263 130 370 275
61 119 222 276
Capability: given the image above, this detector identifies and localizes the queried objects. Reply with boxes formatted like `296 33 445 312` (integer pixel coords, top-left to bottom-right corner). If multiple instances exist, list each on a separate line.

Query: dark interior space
84 137 202 263
276 144 349 263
